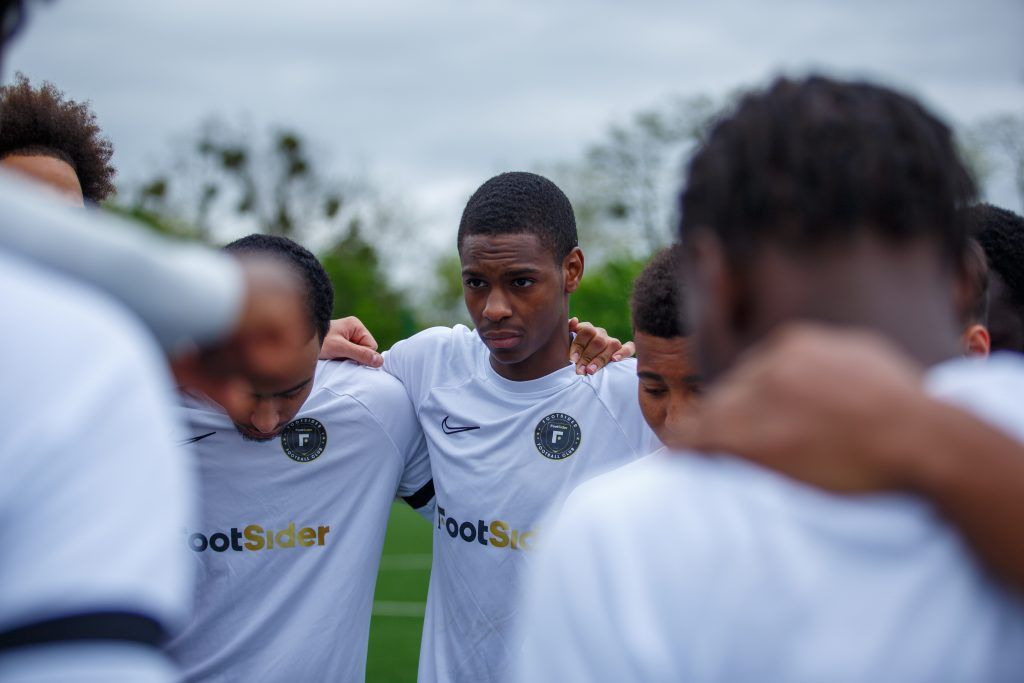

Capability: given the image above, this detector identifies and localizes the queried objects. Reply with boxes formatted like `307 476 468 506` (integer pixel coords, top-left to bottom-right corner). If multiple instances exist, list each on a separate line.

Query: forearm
0 170 243 352
905 398 1024 592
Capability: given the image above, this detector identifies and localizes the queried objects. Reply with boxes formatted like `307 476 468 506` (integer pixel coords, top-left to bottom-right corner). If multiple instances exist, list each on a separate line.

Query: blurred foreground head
679 75 976 380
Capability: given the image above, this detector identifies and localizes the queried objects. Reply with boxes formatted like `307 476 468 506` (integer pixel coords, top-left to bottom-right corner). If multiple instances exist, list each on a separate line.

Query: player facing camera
457 171 585 380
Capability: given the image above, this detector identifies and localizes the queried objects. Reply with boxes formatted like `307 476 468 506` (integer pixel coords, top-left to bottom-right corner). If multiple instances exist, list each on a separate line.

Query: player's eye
641 385 667 397
464 278 486 289
511 278 535 288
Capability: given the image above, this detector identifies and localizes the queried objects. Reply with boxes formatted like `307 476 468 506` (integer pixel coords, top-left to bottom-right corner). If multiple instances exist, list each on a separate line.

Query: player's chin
235 424 280 442
486 340 531 363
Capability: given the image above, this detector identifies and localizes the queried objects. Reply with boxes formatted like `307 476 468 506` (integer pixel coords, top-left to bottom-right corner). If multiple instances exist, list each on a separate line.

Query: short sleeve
382 326 455 410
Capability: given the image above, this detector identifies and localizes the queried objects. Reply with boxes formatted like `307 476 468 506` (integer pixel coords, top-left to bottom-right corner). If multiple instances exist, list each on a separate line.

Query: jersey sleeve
382 326 455 410
0 260 193 680
595 359 662 454
393 403 434 520
348 365 435 520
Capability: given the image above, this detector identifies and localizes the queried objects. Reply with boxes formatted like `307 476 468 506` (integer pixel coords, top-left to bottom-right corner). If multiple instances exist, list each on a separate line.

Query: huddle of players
5 65 1024 683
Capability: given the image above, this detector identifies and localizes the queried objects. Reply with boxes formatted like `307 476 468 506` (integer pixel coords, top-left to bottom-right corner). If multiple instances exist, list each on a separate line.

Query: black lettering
230 527 244 551
445 518 459 538
477 520 488 545
209 533 229 552
459 521 476 543
188 533 207 552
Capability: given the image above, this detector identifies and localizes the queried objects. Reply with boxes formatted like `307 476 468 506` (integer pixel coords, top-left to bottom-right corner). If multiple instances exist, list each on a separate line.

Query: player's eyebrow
637 370 665 382
505 267 541 277
461 265 542 278
253 377 313 399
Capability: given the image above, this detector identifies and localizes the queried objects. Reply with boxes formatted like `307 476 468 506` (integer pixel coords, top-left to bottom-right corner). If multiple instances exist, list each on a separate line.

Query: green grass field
366 503 434 682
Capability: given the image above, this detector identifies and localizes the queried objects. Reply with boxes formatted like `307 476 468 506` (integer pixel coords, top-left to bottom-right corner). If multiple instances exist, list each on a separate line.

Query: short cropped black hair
223 234 333 342
457 171 578 263
0 73 116 203
632 245 687 338
680 76 976 264
970 203 1024 317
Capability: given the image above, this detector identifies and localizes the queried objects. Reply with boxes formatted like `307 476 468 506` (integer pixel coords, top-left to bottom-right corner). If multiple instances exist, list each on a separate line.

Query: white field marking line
373 601 426 618
378 553 432 570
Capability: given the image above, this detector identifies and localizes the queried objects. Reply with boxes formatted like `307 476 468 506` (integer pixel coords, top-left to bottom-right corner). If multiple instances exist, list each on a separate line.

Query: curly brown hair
0 73 116 202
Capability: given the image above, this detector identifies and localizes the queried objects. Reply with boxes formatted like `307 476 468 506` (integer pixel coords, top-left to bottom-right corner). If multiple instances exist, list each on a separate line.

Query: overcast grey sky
6 0 1023 256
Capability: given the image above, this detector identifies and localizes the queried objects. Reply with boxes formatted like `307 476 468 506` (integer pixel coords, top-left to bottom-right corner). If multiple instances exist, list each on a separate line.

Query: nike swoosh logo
441 417 480 435
180 431 217 445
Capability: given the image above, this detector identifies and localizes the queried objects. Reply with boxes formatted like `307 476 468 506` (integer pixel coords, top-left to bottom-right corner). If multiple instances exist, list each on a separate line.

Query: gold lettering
276 522 296 549
298 527 316 547
243 524 264 551
489 520 509 548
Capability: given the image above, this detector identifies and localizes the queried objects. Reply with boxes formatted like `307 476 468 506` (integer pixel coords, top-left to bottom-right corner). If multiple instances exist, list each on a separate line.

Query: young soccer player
515 76 1024 682
630 245 702 446
0 73 116 207
166 235 434 682
332 171 657 682
971 203 1024 353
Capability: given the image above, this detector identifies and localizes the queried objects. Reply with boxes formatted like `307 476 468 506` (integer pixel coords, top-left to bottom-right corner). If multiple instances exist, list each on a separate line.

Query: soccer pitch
367 502 434 681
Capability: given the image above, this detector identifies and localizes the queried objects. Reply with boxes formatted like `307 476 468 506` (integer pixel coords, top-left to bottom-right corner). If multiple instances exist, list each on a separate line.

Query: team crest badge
534 413 582 460
281 418 327 463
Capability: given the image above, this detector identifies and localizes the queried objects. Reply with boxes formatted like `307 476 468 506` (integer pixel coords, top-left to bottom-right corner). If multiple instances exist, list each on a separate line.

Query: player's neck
749 243 962 367
488 326 572 382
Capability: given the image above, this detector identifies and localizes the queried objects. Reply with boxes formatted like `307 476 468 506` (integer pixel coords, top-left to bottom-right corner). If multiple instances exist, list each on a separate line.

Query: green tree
129 119 376 245
121 118 422 348
321 226 421 350
569 253 648 342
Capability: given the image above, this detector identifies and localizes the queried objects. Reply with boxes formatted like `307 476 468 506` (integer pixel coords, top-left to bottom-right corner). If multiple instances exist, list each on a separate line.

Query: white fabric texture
513 355 1024 683
166 360 432 683
0 249 193 681
384 325 658 683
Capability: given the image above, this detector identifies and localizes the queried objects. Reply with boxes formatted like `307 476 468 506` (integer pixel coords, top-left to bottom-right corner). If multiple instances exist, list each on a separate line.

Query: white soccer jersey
383 325 658 683
0 249 192 682
514 355 1024 683
166 360 433 683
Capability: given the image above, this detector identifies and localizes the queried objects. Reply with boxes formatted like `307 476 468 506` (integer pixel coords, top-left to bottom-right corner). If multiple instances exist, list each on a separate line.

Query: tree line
110 98 1024 349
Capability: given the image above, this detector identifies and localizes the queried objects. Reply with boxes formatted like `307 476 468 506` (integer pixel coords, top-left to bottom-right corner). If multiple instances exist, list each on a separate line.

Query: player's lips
237 424 283 440
480 330 523 350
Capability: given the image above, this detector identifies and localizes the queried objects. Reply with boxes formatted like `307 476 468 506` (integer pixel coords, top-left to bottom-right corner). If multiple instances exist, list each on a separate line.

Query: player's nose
250 401 281 435
483 289 512 322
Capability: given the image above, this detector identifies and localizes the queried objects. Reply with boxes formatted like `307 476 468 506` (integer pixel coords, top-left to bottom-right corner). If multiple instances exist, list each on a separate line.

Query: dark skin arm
170 256 312 416
319 316 635 373
674 323 1024 593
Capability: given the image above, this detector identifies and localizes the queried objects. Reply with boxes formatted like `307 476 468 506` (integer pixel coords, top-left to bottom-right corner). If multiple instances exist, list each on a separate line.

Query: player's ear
563 247 584 294
962 323 991 358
